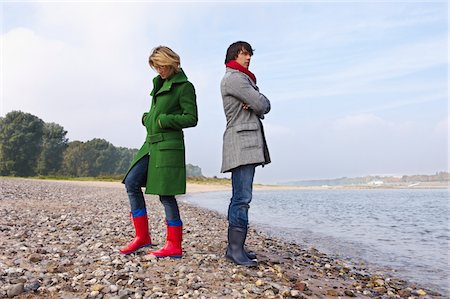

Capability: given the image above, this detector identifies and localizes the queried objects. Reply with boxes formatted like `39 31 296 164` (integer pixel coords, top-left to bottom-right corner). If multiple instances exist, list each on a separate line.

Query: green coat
125 69 198 195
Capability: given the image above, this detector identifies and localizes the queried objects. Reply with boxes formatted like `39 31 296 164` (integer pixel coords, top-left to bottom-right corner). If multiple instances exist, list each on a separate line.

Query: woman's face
155 65 171 79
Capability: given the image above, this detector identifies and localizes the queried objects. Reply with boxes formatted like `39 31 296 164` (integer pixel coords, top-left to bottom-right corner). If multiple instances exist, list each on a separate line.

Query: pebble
0 178 444 299
24 280 41 291
7 283 24 297
416 289 428 296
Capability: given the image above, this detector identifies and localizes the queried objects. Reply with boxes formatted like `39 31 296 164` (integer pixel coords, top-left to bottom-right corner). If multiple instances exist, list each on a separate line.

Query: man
220 41 271 267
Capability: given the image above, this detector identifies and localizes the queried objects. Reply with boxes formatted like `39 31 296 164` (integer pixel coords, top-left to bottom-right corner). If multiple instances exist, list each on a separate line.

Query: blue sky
1 1 448 183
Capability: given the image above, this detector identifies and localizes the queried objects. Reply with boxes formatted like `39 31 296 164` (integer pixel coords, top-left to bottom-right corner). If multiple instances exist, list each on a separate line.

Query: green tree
186 163 203 177
37 122 69 175
62 139 120 177
0 111 44 176
83 139 119 176
62 141 88 176
116 147 137 175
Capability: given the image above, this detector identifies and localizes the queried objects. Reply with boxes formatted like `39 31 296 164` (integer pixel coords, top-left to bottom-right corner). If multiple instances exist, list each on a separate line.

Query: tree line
0 110 137 177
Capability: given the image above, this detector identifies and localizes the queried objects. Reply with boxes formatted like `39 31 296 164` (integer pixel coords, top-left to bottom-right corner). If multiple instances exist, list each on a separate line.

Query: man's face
235 48 252 69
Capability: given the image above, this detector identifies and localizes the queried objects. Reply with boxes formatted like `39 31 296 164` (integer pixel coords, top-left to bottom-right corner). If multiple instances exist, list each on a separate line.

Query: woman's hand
142 113 149 126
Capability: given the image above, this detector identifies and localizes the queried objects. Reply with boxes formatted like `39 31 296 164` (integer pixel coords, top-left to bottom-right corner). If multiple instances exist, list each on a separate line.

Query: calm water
181 189 450 295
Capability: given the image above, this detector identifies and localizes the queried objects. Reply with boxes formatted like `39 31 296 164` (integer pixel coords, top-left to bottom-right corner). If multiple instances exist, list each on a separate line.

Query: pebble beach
0 178 445 299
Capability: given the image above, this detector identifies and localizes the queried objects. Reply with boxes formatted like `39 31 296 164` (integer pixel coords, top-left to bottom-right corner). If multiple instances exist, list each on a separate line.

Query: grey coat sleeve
224 73 271 117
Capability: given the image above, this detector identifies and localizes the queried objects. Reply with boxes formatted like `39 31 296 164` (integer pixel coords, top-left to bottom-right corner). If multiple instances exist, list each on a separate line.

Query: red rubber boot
150 220 182 258
120 209 152 254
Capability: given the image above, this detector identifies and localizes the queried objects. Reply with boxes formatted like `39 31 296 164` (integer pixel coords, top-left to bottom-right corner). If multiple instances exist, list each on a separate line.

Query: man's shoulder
223 68 248 84
225 68 244 77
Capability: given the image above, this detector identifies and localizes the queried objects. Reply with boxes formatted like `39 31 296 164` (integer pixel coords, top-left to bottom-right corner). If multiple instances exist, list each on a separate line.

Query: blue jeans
228 164 256 229
124 155 180 221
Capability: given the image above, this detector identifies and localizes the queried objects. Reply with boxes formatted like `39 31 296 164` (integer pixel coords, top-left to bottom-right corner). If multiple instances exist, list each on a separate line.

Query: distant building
368 180 384 186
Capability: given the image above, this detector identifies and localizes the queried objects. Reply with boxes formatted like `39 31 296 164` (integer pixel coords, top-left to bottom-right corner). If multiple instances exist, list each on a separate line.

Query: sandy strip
186 183 314 194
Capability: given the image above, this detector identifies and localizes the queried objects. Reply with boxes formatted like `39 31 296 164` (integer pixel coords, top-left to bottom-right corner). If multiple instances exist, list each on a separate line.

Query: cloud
2 27 68 112
330 113 420 145
264 122 295 137
274 37 448 101
433 117 449 137
1 3 211 148
332 114 389 130
257 113 447 182
3 31 146 149
320 38 446 83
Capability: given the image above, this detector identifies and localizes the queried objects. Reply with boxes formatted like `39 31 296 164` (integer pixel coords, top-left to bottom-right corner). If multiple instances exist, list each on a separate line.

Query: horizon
2 1 448 184
280 171 449 183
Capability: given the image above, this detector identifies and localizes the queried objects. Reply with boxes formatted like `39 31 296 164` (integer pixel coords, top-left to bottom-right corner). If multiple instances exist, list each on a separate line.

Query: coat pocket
156 140 185 168
235 122 260 149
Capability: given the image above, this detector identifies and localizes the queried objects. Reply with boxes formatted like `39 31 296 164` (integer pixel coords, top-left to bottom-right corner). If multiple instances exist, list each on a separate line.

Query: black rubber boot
245 247 257 260
225 226 257 267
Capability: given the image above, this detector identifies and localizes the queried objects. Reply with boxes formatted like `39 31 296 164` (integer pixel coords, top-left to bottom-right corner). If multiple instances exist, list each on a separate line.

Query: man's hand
242 103 250 110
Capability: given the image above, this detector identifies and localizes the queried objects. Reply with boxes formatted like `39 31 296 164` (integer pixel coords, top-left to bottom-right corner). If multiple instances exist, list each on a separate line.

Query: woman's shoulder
178 80 196 95
182 80 195 89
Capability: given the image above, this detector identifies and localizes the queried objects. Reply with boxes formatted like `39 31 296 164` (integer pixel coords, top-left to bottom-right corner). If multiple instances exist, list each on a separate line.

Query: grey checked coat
220 68 271 173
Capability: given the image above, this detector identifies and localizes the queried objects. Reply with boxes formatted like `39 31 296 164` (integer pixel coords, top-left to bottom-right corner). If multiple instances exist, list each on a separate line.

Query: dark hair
224 41 254 64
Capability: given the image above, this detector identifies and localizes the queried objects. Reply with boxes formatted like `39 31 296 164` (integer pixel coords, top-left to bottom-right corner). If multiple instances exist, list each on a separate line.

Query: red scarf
225 60 256 84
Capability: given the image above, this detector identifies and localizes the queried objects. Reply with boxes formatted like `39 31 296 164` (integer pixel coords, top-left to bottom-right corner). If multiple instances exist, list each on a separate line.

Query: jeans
124 155 148 212
124 155 180 221
227 164 256 229
159 195 181 221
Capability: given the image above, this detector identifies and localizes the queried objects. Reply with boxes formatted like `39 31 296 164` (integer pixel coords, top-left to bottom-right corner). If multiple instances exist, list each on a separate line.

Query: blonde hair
149 46 181 75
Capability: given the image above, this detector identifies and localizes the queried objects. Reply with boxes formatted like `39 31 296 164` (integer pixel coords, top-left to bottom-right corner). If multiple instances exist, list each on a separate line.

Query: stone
290 289 301 297
344 290 355 297
7 283 24 298
24 280 41 291
92 284 104 292
294 281 307 291
415 289 427 296
28 253 42 263
373 286 387 293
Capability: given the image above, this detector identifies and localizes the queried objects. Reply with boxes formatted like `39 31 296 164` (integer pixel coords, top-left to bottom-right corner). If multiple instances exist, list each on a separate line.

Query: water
181 188 450 295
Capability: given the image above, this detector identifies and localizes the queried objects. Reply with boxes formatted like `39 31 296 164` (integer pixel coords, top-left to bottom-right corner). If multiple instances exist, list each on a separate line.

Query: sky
1 0 448 184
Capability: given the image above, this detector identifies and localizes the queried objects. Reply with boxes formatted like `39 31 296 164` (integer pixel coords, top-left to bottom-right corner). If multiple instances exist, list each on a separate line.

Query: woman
120 46 198 258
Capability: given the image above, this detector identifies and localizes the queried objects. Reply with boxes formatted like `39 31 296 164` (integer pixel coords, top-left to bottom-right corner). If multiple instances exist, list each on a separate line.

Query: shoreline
0 178 446 298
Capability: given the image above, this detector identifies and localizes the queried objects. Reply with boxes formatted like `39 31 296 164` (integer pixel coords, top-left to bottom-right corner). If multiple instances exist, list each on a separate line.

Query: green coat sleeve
159 82 198 130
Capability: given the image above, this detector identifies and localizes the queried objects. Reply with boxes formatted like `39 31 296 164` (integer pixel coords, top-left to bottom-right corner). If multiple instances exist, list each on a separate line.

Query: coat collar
150 69 188 96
